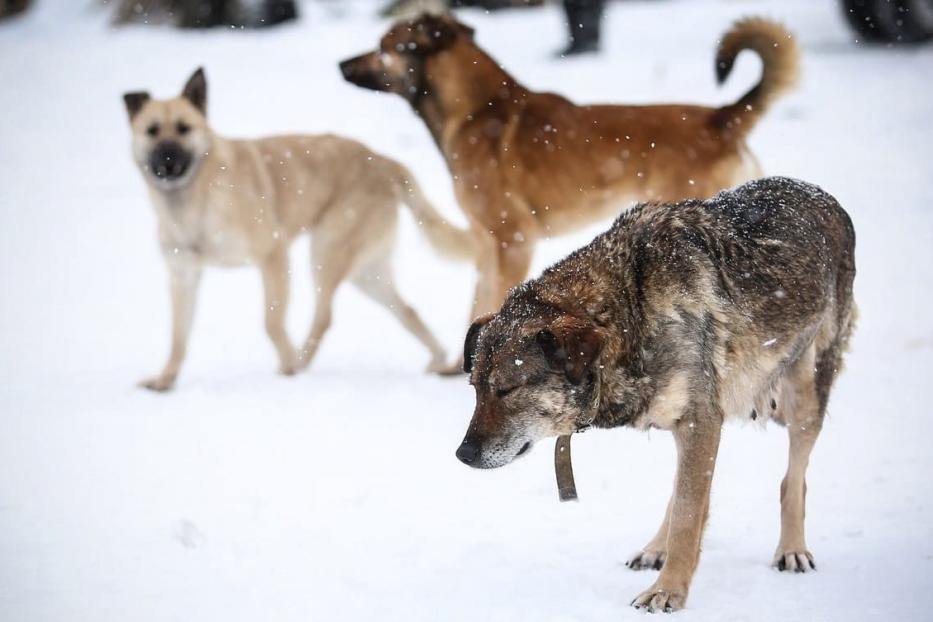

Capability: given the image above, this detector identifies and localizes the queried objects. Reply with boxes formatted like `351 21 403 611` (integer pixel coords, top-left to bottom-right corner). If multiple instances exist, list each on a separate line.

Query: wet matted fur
340 14 800 340
456 177 856 612
124 68 474 391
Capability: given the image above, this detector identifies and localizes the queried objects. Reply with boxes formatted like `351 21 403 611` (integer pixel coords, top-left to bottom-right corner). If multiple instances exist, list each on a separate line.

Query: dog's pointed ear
536 316 603 385
181 67 207 114
463 313 495 374
447 16 475 40
123 91 151 119
408 13 474 55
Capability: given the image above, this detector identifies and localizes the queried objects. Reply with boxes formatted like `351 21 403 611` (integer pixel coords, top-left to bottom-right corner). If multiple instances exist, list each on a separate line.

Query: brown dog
124 68 474 390
341 14 799 333
456 177 856 612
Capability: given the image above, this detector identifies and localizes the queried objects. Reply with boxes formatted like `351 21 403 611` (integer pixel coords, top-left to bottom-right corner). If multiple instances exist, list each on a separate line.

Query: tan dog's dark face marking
456 305 603 469
339 13 473 103
123 68 211 191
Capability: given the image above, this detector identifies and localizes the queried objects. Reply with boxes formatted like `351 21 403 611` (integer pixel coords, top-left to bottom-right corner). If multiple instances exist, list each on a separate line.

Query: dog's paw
279 362 299 376
773 550 816 573
425 358 450 374
631 583 686 613
627 548 667 571
139 375 175 392
431 359 467 376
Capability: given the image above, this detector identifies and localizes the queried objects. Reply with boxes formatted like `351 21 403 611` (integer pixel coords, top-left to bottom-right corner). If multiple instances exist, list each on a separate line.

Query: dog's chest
160 204 254 267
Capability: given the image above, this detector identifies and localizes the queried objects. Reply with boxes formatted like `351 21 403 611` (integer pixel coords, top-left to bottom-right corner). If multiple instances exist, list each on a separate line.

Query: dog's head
123 68 212 191
456 300 604 469
339 13 474 103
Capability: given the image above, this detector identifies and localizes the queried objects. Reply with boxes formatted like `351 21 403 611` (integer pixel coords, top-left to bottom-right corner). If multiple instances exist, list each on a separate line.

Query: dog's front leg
259 248 298 375
632 408 722 613
140 259 202 392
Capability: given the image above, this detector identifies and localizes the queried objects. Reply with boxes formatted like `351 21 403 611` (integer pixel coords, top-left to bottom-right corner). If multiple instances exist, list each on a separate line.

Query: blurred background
1 2 932 621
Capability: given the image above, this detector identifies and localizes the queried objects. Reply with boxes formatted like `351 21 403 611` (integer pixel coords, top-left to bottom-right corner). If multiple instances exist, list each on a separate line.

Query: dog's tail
393 164 476 262
713 18 799 136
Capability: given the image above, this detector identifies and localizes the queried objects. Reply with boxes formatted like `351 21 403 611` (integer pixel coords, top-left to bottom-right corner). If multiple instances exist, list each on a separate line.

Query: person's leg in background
559 0 605 56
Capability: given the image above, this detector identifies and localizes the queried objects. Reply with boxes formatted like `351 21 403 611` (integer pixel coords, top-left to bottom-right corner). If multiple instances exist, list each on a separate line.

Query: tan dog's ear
123 92 150 120
536 316 603 385
181 67 207 114
463 313 494 374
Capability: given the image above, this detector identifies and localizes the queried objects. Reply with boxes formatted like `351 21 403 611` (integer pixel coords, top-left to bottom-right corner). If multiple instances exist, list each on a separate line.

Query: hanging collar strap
556 380 601 502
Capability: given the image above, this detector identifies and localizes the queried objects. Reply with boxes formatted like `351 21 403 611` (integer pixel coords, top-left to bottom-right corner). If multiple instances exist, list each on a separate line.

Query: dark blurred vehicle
112 0 297 28
0 0 31 21
842 0 933 43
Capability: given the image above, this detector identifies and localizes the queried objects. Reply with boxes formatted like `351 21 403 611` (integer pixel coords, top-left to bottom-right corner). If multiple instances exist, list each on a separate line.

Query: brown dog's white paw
631 583 686 613
773 550 816 573
139 375 175 392
627 548 667 571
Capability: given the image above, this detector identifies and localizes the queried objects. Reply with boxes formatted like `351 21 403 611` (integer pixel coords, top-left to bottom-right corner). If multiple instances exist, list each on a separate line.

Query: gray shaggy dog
457 176 856 612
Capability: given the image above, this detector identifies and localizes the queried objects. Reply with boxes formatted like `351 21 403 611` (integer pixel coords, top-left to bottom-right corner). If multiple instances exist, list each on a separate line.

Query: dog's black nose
456 440 480 465
148 141 191 180
339 60 352 78
339 57 359 80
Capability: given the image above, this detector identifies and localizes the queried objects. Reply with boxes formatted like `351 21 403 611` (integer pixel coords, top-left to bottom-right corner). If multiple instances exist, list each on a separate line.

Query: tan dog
124 68 473 391
341 15 799 329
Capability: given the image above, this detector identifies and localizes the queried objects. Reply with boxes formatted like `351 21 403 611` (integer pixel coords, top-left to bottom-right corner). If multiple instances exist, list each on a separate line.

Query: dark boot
557 0 605 56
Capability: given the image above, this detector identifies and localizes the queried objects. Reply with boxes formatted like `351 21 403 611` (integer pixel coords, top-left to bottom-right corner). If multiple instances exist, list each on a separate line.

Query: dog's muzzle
339 53 386 91
148 141 192 181
455 435 531 469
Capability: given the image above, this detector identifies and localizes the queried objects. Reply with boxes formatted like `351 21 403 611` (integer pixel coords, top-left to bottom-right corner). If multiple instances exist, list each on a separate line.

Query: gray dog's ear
181 67 207 114
536 317 603 385
463 313 494 374
123 91 151 119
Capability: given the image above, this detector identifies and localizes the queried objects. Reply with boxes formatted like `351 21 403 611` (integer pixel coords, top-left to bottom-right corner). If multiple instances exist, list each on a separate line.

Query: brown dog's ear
407 13 474 55
463 313 494 374
181 67 207 114
123 91 151 119
447 15 475 39
536 317 603 385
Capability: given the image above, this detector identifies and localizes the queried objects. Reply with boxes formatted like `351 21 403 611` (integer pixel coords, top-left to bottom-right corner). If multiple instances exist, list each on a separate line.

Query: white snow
1 1 932 620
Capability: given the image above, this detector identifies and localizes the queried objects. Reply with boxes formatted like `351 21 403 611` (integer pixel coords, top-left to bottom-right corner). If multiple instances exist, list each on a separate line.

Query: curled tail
394 164 476 262
713 18 800 136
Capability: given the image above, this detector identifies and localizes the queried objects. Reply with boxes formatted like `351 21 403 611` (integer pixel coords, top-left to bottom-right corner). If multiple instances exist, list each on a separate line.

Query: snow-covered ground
1 0 932 620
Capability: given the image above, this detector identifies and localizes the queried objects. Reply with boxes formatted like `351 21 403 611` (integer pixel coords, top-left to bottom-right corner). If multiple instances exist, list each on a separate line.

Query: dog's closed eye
495 386 518 398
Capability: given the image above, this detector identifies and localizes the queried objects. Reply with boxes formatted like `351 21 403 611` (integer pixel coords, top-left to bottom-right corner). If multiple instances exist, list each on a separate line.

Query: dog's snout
339 53 387 91
148 142 191 181
456 438 480 465
339 58 357 79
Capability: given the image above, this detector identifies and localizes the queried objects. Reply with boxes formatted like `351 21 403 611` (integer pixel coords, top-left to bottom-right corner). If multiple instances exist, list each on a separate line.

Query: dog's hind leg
773 344 823 572
627 487 673 571
296 237 355 371
259 247 299 375
351 257 447 373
